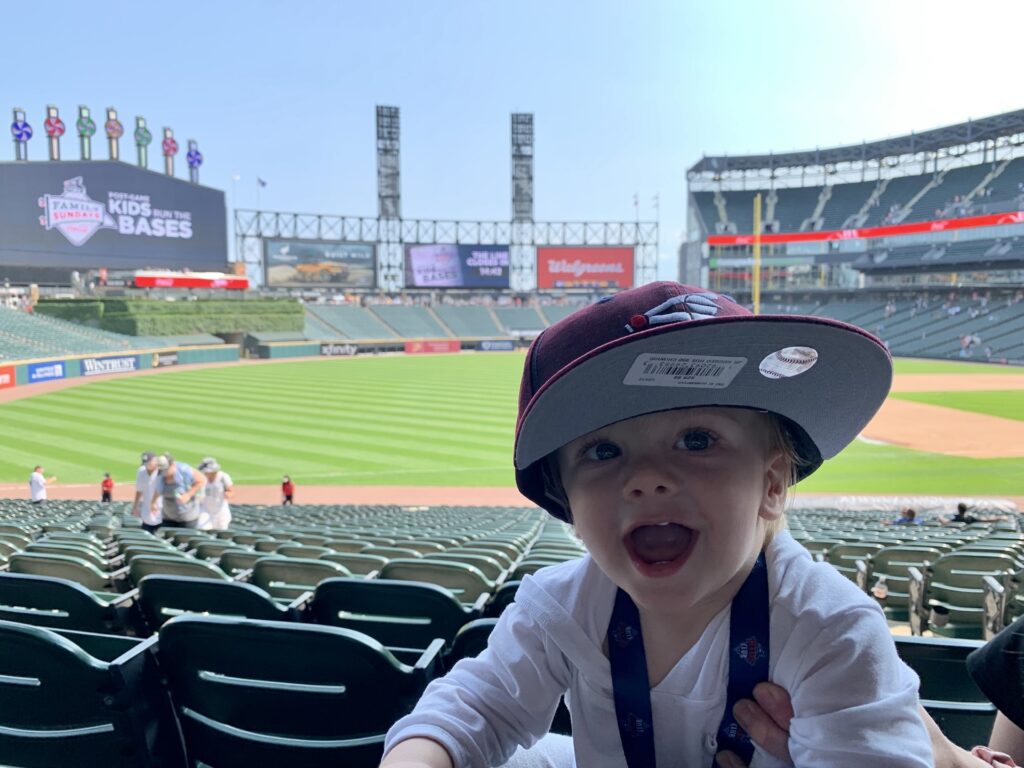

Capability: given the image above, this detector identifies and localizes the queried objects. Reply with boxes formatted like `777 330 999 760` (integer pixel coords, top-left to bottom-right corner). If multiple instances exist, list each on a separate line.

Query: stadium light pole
752 193 762 315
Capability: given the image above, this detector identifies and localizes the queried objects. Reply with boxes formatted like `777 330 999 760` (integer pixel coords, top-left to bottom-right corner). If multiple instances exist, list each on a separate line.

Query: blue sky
9 0 1024 278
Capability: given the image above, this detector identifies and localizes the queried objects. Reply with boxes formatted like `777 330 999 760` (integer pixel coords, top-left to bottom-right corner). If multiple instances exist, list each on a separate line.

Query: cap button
629 314 649 330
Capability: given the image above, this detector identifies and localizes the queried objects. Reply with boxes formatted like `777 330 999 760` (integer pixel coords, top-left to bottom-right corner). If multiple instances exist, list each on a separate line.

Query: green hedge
35 298 303 335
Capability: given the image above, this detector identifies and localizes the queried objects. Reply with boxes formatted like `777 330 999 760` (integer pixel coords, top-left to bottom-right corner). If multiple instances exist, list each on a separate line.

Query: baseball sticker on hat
758 346 818 379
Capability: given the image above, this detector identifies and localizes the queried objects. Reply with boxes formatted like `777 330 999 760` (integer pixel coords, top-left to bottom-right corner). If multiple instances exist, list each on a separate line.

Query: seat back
9 552 113 591
158 615 435 767
312 578 471 652
138 575 291 630
0 572 118 633
320 552 388 576
218 549 265 575
251 557 349 599
894 635 988 702
379 559 493 604
128 555 231 586
0 619 181 766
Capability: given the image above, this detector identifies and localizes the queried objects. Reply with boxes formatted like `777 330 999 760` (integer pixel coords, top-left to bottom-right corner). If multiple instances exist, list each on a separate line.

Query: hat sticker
624 353 747 389
759 347 818 379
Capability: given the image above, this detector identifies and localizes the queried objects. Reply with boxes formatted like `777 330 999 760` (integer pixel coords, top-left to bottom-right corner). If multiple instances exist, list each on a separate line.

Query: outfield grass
0 353 1021 494
891 389 1024 422
892 358 1022 374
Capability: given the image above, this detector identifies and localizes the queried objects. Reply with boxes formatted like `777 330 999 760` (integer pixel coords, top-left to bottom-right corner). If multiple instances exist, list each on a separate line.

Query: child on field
381 283 932 767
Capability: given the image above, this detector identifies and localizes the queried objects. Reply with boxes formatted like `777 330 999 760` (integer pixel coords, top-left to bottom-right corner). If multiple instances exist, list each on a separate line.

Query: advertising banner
264 240 376 288
134 273 248 290
0 365 15 390
152 352 179 368
320 342 359 357
478 340 515 352
81 355 139 377
0 161 228 273
536 246 635 289
404 244 510 288
27 360 66 383
404 340 462 355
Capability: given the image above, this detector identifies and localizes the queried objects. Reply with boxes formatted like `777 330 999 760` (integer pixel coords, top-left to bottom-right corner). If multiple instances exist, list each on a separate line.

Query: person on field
381 282 930 768
196 458 233 530
132 452 163 533
151 453 206 529
28 465 56 503
100 472 114 503
281 475 295 505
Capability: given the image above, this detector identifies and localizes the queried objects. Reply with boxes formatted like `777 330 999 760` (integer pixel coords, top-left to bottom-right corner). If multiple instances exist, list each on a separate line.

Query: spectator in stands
381 283 931 768
28 465 56 504
152 453 205 529
100 472 114 503
196 457 233 530
891 507 924 525
940 502 1008 526
132 452 162 532
281 475 295 505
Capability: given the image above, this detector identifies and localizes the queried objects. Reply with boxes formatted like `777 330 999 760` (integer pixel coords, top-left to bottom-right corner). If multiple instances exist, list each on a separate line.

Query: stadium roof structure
688 108 1024 177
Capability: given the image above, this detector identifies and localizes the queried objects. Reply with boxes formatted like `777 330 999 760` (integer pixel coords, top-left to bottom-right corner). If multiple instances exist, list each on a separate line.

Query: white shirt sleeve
780 604 932 767
384 599 571 766
135 466 148 492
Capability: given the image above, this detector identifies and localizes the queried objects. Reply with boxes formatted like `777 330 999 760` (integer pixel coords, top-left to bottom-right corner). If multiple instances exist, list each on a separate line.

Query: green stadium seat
0 572 135 634
251 557 350 600
137 575 307 630
320 552 388 576
0 619 184 766
218 549 266 576
910 552 1021 639
128 555 232 586
379 559 494 605
158 615 442 767
9 553 126 593
311 577 484 662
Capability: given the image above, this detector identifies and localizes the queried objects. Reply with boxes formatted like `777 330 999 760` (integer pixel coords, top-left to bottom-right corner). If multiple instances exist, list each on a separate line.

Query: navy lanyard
608 552 770 768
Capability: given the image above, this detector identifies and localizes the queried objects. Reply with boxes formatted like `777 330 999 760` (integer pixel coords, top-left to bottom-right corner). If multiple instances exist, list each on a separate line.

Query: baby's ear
758 451 788 522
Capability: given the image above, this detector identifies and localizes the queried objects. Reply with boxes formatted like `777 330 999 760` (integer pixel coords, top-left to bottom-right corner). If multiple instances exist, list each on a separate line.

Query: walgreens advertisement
536 246 634 289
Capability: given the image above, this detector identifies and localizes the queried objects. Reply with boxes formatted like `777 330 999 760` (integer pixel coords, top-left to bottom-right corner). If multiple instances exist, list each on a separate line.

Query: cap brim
515 315 891 471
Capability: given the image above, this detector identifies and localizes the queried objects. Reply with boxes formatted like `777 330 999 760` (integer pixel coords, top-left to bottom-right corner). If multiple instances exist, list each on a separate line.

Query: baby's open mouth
628 522 694 565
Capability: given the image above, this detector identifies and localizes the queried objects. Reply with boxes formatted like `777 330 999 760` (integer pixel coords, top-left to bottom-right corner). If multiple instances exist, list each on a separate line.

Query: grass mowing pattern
891 390 1024 423
0 355 523 486
892 359 1023 375
0 354 1021 494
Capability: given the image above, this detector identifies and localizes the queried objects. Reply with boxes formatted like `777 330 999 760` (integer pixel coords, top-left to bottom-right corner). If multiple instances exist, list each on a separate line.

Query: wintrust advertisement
0 160 227 272
536 246 634 289
81 355 139 377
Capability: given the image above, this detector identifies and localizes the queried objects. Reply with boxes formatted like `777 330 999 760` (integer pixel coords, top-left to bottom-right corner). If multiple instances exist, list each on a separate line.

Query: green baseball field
0 354 1021 495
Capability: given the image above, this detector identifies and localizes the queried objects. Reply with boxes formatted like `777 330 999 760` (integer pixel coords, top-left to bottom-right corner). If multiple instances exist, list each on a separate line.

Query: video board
404 244 510 288
536 246 634 289
0 160 227 273
264 240 377 288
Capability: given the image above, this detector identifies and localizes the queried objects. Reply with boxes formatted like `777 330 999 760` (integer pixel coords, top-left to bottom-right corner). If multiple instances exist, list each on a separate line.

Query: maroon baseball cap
515 282 892 520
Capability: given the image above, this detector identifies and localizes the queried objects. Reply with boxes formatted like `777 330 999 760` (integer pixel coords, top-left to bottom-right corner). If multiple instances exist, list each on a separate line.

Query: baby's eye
678 429 714 451
583 441 621 461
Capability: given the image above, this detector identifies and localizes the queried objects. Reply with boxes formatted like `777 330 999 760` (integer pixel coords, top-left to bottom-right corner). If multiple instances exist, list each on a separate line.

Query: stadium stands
367 305 452 338
0 497 1017 757
304 304 398 339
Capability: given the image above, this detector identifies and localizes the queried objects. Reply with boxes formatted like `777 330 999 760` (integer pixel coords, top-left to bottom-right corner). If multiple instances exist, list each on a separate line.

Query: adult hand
714 684 997 768
715 681 792 768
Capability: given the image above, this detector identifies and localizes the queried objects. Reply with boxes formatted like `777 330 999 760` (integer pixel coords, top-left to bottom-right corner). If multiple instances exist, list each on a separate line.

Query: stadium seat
910 552 1021 638
379 558 494 604
447 617 498 664
484 580 522 618
251 557 350 600
311 577 485 662
857 545 945 622
827 542 885 582
128 555 232 586
218 548 266 576
9 552 127 593
192 540 240 561
320 552 389 576
427 552 508 582
0 619 184 767
137 575 307 630
894 635 988 702
158 615 442 767
276 544 334 559
0 572 135 634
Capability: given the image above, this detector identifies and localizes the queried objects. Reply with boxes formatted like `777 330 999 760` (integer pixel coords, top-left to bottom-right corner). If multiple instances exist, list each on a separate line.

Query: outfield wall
253 338 519 359
7 344 240 387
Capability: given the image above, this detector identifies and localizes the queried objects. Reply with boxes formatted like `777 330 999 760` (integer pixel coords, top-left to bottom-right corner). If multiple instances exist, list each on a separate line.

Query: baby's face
556 407 787 619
